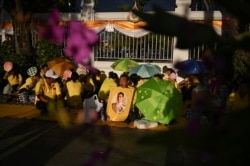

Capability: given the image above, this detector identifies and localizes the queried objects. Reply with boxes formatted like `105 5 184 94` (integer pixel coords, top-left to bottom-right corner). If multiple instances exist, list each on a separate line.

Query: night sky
95 0 177 12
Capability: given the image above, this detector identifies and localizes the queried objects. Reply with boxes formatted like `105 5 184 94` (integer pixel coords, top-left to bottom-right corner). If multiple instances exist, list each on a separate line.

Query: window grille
94 30 174 63
31 30 39 48
189 43 217 60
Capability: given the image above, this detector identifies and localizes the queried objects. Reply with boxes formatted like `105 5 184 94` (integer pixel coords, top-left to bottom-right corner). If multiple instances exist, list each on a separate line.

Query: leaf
132 5 220 49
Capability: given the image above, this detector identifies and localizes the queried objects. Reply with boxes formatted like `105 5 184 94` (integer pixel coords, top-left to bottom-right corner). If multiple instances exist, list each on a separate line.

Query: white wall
1 0 222 82
92 1 222 82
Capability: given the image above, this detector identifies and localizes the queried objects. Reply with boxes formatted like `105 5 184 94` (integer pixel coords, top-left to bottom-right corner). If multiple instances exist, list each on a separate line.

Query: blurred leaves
132 1 250 165
0 45 34 74
0 39 62 74
233 49 250 77
132 5 250 50
38 9 98 64
213 0 250 25
34 39 63 67
132 6 221 49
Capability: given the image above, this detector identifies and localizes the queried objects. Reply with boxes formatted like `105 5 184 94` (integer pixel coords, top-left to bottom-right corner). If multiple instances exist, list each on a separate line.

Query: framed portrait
106 87 135 121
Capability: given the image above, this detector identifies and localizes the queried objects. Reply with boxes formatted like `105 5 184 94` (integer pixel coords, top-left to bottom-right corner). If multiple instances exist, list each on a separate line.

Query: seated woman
2 64 23 96
65 72 83 109
35 69 64 115
18 66 40 104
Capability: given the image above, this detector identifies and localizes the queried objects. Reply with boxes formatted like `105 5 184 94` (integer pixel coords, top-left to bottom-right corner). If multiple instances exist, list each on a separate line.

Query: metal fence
30 28 216 62
94 30 174 63
189 43 217 60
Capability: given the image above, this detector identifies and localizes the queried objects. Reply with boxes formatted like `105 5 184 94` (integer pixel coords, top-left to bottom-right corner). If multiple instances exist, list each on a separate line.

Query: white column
172 0 192 65
1 29 6 43
175 0 192 16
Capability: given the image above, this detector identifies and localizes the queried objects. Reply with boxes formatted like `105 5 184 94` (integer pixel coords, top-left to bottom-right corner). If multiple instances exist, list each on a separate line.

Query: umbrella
50 61 76 77
174 59 207 75
3 61 13 72
129 64 161 78
135 78 182 124
111 58 139 72
47 57 73 69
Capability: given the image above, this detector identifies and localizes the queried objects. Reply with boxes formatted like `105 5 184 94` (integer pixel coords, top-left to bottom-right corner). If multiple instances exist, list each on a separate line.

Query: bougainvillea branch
38 9 99 64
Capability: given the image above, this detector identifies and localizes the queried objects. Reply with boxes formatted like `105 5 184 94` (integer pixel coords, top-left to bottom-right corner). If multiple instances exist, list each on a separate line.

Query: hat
3 61 13 72
45 69 59 79
76 66 88 76
27 66 38 76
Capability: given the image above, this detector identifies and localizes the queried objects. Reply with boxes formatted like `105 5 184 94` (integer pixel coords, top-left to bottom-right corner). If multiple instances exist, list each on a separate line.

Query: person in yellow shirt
76 67 96 99
226 82 249 112
83 73 96 98
35 69 64 115
97 71 118 121
98 71 118 101
93 70 107 94
117 73 139 123
168 72 178 89
65 72 83 108
2 65 23 95
119 73 130 88
162 65 169 80
18 66 40 103
39 64 48 79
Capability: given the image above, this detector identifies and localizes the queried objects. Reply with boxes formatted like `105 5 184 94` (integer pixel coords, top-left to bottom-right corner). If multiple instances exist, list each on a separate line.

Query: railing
94 30 174 63
30 28 216 62
28 0 222 63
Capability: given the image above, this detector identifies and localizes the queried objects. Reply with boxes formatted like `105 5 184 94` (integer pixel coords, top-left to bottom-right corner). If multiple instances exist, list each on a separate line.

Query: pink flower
48 9 61 25
84 64 100 74
38 9 65 44
64 34 91 63
39 25 65 44
64 21 98 63
79 59 100 74
67 21 98 45
39 9 99 68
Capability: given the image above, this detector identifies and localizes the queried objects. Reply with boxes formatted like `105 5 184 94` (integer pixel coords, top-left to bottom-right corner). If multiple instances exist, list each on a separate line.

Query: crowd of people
0 60 249 126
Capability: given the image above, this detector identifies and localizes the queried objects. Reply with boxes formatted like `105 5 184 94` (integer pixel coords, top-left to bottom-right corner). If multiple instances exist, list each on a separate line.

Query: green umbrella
128 64 161 78
135 78 182 124
111 58 139 72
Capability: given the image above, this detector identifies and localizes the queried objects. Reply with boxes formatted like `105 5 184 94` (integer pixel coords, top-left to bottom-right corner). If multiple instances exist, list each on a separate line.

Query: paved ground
0 116 207 166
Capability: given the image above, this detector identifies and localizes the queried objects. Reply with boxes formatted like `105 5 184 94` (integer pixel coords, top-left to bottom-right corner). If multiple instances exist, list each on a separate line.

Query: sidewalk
0 117 204 166
0 103 188 131
0 104 40 119
1 104 248 165
0 104 211 165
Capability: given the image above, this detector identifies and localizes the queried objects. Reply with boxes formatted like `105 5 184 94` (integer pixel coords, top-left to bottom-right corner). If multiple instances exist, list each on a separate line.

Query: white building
1 0 223 80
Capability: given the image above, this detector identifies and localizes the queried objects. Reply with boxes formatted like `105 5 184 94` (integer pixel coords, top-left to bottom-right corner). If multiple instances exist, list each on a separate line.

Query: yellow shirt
19 76 39 91
35 78 61 100
66 80 83 97
95 72 107 84
65 80 83 107
40 71 45 78
136 79 148 88
226 91 249 111
83 75 95 92
162 74 169 81
98 78 118 101
8 74 22 86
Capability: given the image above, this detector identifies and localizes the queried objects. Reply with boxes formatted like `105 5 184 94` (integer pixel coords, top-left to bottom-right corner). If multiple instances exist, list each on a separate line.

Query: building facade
1 0 223 79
